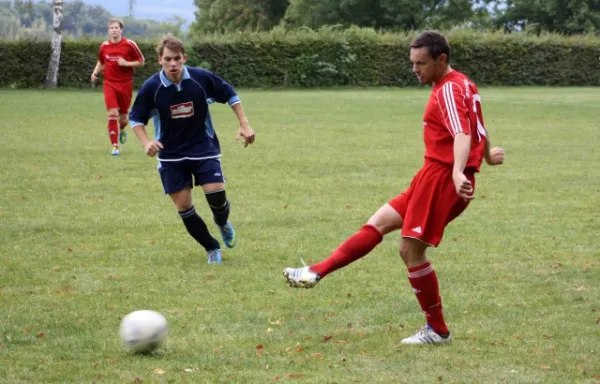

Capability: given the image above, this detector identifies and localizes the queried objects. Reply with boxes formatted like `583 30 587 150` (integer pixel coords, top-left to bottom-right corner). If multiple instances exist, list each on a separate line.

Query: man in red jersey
91 18 145 156
283 30 505 344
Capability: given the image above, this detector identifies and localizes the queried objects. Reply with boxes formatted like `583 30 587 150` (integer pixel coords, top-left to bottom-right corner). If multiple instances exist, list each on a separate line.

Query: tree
191 0 289 32
283 0 491 31
494 0 600 34
44 0 63 88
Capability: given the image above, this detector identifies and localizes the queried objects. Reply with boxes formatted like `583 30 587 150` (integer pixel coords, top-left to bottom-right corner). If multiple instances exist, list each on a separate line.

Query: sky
82 0 197 25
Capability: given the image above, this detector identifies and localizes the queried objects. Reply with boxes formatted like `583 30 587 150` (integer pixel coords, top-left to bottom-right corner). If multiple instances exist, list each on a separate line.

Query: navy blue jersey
129 66 240 161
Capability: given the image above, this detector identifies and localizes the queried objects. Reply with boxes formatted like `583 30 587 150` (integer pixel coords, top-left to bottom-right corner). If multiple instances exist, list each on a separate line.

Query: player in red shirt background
283 30 505 344
91 18 145 156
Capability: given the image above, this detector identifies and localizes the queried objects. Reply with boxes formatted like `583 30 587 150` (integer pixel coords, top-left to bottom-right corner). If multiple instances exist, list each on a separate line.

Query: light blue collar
160 66 190 87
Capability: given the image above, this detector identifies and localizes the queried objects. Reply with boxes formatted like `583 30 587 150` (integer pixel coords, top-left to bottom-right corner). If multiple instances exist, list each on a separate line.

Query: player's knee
205 189 227 210
119 116 129 126
107 109 119 117
399 239 427 266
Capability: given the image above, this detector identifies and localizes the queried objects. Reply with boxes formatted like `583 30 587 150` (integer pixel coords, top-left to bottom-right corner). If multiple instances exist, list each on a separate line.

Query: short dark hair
156 33 185 56
410 30 451 62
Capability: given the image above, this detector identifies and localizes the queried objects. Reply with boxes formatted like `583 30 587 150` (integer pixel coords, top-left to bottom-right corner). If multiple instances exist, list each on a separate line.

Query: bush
2 29 600 88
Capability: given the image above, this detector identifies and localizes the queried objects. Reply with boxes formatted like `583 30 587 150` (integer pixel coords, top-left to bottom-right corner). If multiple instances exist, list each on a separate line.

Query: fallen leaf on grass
133 377 142 383
266 327 273 333
153 369 165 375
268 318 284 325
273 376 280 382
52 266 60 271
540 365 551 370
285 373 303 379
36 332 45 338
295 343 303 352
183 368 196 373
576 286 586 291
334 339 348 344
596 317 600 325
256 344 264 357
322 335 332 342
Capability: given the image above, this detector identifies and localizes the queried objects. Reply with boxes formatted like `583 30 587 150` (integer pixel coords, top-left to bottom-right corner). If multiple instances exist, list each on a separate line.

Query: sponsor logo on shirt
171 102 194 119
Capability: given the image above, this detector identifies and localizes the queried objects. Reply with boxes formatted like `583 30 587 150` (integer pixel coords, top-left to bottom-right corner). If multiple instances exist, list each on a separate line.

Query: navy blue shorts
158 158 225 194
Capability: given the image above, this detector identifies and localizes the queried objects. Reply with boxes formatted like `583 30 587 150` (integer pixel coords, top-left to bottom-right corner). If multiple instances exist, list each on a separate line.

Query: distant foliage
2 30 600 88
0 1 186 40
191 0 600 35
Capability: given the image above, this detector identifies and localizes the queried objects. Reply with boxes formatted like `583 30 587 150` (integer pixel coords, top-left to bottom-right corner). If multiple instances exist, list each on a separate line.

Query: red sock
407 261 448 336
310 224 383 278
108 116 119 147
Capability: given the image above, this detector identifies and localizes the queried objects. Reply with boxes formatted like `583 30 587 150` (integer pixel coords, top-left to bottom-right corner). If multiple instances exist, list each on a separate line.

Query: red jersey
423 70 487 172
98 37 144 83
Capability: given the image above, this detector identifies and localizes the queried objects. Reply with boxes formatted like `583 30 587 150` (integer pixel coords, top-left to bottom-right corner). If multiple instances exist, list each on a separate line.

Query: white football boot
401 325 452 345
283 265 320 288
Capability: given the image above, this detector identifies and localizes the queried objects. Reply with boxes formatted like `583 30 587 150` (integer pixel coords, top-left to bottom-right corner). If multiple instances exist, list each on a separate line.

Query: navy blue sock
178 206 220 252
205 190 230 227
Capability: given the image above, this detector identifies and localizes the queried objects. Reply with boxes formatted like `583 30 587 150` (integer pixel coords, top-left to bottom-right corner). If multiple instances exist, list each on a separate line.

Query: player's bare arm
231 102 255 147
452 133 474 201
484 138 505 165
131 124 164 157
91 61 104 82
117 58 144 68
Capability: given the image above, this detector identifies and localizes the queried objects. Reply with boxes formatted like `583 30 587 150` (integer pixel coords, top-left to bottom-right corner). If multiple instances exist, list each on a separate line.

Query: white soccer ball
119 310 168 353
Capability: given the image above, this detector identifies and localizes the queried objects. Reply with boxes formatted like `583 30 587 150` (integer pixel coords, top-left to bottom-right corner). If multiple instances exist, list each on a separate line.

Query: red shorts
103 81 133 114
388 160 475 247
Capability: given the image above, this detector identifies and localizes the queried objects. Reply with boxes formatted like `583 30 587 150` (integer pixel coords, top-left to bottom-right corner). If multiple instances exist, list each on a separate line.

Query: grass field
0 87 599 383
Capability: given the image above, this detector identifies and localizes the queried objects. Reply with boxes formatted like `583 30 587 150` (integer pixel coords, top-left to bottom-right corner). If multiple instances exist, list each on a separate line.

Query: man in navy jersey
129 34 255 264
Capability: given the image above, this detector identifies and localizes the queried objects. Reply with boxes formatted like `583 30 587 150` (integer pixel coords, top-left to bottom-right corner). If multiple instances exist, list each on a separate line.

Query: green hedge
2 29 600 88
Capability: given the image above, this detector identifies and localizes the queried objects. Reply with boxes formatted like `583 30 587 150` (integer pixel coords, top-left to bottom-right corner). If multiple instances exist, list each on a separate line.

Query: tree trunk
44 0 64 88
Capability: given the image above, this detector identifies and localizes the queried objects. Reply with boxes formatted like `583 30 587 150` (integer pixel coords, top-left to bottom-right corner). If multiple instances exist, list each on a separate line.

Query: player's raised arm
200 69 255 147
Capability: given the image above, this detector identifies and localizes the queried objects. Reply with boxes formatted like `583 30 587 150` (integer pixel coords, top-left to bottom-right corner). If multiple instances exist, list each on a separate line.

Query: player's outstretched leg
205 190 236 248
283 224 383 288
